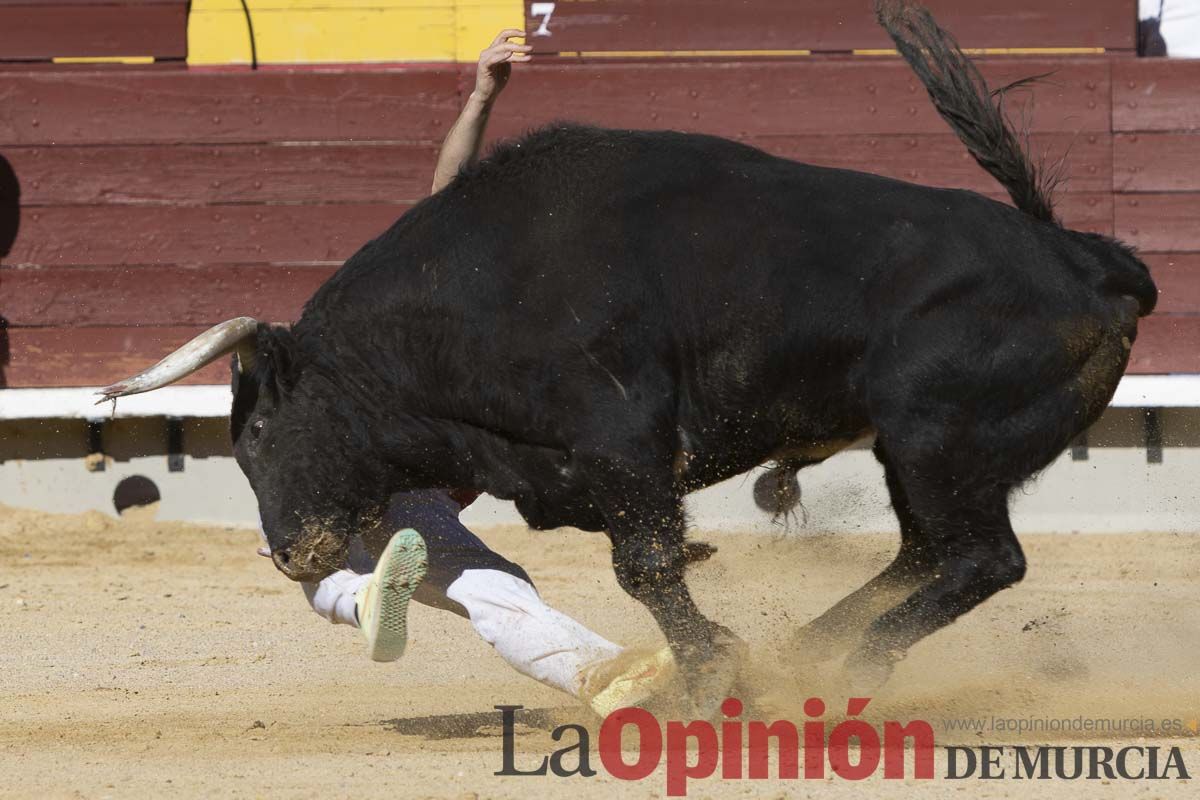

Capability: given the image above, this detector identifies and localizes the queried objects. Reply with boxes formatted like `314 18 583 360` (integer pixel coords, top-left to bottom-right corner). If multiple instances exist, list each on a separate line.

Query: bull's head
99 318 388 582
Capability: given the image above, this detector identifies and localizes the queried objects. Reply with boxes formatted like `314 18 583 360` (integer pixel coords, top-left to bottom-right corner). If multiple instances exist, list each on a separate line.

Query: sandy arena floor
1 503 1197 798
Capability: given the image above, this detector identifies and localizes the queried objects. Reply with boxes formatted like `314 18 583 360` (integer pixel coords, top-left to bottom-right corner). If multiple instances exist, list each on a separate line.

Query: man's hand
472 29 531 107
431 29 528 193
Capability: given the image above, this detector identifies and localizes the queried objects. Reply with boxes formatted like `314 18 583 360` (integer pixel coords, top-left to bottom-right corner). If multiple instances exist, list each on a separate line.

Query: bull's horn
96 317 259 402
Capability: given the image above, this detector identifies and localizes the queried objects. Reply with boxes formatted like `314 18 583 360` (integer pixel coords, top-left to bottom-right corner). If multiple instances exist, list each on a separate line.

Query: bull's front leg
589 462 743 716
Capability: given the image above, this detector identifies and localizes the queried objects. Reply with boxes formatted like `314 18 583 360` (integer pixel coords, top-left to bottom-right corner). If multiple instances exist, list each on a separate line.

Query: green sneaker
355 528 428 663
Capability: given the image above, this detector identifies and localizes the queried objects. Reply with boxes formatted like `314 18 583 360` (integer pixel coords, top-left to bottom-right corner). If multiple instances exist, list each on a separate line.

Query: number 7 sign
530 2 556 36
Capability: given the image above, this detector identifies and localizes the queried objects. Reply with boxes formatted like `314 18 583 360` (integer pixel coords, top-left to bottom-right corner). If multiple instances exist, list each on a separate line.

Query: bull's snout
270 547 326 582
266 528 347 583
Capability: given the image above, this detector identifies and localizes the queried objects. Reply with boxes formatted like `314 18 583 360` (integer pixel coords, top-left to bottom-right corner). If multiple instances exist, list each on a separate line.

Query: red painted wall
1 2 1197 386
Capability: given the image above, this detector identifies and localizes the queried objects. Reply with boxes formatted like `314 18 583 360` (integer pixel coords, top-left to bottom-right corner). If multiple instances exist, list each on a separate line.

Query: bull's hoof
682 540 718 565
681 627 748 720
778 624 850 666
841 646 901 694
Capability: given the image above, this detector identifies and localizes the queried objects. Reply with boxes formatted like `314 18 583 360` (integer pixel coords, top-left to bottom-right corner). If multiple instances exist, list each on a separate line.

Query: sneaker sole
366 528 428 663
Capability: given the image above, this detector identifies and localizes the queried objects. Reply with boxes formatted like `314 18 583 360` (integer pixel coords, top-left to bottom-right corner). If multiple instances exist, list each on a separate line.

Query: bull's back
317 123 1039 335
299 124 1121 488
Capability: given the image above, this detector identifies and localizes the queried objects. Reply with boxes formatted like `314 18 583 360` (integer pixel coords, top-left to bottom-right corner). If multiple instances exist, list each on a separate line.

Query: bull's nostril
270 548 305 579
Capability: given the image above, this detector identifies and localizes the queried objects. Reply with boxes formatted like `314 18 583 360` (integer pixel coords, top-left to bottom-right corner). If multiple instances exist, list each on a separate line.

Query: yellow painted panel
189 7 455 64
189 10 253 64
196 0 453 10
189 0 522 65
456 1 525 62
188 11 252 64
53 56 156 64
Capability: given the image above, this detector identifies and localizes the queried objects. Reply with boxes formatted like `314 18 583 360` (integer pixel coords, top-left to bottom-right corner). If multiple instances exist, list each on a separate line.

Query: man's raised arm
431 29 531 194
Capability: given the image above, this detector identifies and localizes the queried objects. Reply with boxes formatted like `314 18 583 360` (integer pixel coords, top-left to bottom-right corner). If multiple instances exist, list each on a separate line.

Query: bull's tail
875 0 1062 225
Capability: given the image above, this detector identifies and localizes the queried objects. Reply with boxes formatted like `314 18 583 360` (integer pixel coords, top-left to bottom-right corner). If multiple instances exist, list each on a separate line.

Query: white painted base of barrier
2 374 1200 421
0 385 233 420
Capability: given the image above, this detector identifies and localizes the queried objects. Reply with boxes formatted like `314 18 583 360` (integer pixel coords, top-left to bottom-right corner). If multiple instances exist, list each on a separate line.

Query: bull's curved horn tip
94 384 127 403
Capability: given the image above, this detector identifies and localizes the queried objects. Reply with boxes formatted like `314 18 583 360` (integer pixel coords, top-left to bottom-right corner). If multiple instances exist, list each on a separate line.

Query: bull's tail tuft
875 0 1063 225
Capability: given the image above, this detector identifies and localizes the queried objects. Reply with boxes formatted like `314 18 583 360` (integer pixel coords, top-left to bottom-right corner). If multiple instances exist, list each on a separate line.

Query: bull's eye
251 420 265 439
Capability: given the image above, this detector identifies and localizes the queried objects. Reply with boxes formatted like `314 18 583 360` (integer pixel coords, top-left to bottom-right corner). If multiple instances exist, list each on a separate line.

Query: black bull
102 2 1157 705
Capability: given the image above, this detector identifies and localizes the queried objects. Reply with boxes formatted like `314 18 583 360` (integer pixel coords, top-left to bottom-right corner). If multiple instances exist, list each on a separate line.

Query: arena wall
0 0 1196 532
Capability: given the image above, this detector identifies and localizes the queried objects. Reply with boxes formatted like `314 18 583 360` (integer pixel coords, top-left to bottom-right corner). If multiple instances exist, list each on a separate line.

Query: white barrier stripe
0 385 233 420
0 375 1198 421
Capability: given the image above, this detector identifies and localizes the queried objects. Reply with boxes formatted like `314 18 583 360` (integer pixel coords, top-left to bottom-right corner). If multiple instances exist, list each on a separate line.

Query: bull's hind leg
781 442 938 664
833 303 1134 689
842 448 1026 690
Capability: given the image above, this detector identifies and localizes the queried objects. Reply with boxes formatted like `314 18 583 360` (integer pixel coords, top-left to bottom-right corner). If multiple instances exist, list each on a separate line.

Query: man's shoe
355 528 428 662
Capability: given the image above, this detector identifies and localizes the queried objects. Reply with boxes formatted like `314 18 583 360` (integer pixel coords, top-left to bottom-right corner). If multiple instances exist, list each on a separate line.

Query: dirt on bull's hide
1 502 1198 797
285 522 351 579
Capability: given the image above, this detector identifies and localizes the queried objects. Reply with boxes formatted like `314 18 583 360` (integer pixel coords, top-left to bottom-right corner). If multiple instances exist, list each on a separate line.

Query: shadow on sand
380 706 580 741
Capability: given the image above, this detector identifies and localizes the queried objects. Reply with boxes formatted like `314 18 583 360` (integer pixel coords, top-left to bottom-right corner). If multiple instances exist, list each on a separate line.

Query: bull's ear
229 325 295 442
259 324 298 398
230 354 260 443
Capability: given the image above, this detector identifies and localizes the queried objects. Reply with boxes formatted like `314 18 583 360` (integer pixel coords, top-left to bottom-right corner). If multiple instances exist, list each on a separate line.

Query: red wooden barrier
0 70 460 146
750 132 1112 194
3 144 438 205
0 134 1111 207
0 265 334 327
1128 316 1200 374
1114 133 1200 192
0 60 1109 147
480 59 1111 142
1115 195 1200 252
1112 60 1200 132
2 204 406 268
1 326 227 387
0 0 187 62
3 56 1200 386
1145 254 1200 314
525 0 1136 54
1104 61 1200 289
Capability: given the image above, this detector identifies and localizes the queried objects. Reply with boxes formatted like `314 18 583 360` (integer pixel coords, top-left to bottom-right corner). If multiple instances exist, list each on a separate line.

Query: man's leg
302 490 672 708
444 568 624 696
302 568 367 626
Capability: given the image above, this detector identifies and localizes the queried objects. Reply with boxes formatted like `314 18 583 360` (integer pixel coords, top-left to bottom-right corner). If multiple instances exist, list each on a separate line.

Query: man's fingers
482 43 533 60
487 53 532 67
482 45 533 67
257 546 271 558
490 28 527 47
492 27 525 42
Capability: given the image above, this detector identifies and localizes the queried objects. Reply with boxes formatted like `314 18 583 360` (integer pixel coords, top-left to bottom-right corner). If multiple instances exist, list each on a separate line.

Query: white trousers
303 567 623 698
